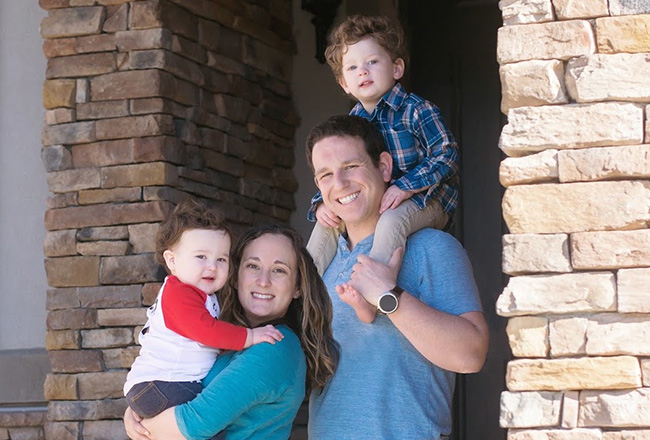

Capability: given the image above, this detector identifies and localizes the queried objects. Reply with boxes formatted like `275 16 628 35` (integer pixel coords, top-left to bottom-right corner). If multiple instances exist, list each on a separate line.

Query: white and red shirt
124 276 248 394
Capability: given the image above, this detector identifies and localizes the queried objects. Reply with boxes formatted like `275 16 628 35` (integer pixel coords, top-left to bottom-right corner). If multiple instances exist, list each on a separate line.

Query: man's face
312 135 392 240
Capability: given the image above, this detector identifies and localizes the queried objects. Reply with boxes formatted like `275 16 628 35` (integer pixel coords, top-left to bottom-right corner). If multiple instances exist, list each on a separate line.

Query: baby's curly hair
155 199 231 273
324 15 409 80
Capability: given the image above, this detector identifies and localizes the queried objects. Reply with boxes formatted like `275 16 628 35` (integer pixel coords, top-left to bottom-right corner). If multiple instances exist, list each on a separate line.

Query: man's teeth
338 192 359 205
252 292 273 299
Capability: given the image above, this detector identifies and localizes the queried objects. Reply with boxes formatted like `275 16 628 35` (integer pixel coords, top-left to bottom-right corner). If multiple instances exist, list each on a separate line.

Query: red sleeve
161 276 248 350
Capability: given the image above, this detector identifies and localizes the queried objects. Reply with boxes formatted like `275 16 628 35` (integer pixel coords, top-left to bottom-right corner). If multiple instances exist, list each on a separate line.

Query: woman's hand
124 407 151 440
141 407 186 440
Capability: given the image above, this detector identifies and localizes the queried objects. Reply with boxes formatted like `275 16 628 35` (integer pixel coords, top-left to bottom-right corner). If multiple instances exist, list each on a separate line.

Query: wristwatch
377 286 404 314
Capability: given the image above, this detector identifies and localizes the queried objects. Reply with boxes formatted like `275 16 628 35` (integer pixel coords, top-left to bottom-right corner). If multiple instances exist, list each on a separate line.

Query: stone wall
497 1 650 439
38 0 296 438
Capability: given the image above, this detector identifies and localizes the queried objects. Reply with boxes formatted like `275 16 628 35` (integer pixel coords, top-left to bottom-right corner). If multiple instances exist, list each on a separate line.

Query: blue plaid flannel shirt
308 83 460 221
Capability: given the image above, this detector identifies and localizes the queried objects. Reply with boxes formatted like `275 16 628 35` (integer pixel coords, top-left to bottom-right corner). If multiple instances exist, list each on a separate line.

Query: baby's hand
244 324 284 348
315 203 341 228
380 185 415 214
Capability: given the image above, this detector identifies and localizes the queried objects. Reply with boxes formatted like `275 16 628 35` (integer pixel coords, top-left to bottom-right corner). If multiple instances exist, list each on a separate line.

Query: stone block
172 34 207 65
571 229 650 269
77 371 127 400
46 330 80 350
142 283 162 306
566 54 650 103
41 145 72 172
553 0 608 19
604 431 650 440
558 144 650 182
45 108 75 125
585 313 650 356
47 308 97 330
76 100 129 120
76 240 130 256
97 308 146 326
609 0 650 15
580 388 650 427
74 33 116 53
562 391 580 428
496 272 616 317
41 6 104 38
129 0 163 29
6 427 44 440
596 15 650 53
499 103 644 156
618 268 650 313
115 28 171 51
243 37 291 81
215 94 251 124
100 162 178 188
44 422 80 440
103 4 128 32
128 223 159 253
83 420 129 440
49 350 102 373
497 20 595 64
44 374 77 400
647 105 650 144
95 114 175 140
46 53 115 79
42 121 95 146
76 79 89 103
100 254 162 284
45 201 171 230
506 356 641 391
42 38 77 58
43 79 76 109
77 225 128 241
90 70 164 101
133 136 185 164
507 429 602 440
503 181 650 234
79 187 142 205
47 399 127 421
500 60 567 114
103 346 140 369
47 168 100 193
502 233 571 275
506 316 549 357
500 391 562 428
81 328 133 348
71 139 135 167
44 256 99 287
47 193 78 210
44 230 77 257
549 316 587 357
47 285 141 310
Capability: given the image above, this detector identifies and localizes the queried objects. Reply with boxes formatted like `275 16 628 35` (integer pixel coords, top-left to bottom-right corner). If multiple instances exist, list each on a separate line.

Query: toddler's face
338 37 404 112
164 229 231 295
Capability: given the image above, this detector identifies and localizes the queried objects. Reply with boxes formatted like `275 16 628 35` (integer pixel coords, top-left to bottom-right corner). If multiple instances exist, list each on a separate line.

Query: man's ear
378 151 393 182
313 175 320 190
393 58 405 81
338 76 351 94
163 249 175 271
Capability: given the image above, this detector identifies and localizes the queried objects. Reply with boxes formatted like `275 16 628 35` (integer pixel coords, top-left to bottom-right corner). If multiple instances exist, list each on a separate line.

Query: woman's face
237 233 300 326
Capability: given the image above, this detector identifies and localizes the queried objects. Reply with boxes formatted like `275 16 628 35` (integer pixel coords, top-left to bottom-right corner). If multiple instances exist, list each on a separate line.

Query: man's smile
338 192 360 205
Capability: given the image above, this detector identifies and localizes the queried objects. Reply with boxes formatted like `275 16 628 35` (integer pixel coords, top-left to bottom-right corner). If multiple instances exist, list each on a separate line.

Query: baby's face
165 229 231 295
337 37 404 111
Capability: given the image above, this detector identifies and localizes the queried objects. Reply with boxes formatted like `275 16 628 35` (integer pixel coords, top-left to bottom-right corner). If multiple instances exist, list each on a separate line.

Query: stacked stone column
39 0 296 438
496 1 650 439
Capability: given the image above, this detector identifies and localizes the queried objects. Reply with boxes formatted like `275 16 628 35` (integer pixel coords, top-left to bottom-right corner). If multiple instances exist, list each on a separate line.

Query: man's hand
348 247 404 306
315 203 341 228
379 185 414 214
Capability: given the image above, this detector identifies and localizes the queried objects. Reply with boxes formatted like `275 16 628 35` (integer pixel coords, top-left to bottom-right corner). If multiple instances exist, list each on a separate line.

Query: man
306 115 489 440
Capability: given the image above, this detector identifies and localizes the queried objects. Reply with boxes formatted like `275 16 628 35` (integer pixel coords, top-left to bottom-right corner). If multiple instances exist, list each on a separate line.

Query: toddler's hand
245 324 284 348
315 203 341 228
380 185 414 214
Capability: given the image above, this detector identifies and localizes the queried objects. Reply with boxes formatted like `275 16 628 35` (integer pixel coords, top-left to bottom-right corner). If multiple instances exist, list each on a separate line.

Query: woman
125 224 338 440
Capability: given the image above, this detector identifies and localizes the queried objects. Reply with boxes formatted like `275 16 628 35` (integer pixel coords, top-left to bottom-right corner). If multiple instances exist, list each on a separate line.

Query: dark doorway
401 1 507 439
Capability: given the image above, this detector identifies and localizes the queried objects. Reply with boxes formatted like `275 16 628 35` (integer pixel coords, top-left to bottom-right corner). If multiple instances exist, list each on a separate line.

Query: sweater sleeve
162 276 248 350
175 327 304 440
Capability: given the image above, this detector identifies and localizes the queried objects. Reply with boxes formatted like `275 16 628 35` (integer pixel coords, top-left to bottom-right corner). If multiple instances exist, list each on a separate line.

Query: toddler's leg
126 380 203 419
369 199 449 264
306 222 341 276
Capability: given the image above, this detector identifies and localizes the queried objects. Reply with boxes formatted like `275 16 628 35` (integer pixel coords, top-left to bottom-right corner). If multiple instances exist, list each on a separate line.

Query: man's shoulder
406 228 461 248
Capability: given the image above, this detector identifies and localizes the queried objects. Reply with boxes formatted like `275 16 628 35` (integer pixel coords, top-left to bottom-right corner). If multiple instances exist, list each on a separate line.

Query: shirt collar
350 83 408 117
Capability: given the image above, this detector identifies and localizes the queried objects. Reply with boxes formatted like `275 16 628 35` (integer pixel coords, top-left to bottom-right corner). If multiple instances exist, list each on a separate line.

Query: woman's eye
273 268 287 274
246 263 259 270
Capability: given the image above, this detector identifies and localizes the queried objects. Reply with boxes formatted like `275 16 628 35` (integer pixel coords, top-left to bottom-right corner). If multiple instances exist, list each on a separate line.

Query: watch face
379 293 398 313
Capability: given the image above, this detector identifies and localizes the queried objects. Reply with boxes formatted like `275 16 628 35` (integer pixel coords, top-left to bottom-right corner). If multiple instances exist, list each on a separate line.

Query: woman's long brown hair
219 224 338 392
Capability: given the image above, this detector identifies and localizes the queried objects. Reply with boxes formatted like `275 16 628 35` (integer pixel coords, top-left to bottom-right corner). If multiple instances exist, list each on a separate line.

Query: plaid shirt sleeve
392 101 460 196
307 190 323 222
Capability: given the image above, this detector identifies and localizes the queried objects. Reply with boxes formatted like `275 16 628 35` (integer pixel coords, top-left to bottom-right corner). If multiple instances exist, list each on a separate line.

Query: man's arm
348 246 489 373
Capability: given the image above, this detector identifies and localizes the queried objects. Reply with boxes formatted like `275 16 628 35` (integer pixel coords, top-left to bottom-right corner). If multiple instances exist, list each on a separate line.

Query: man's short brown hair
324 15 408 80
